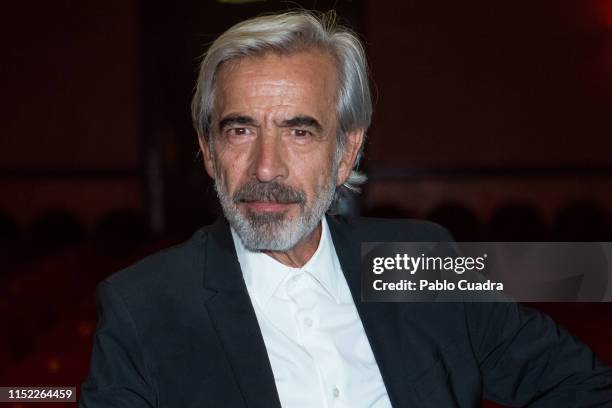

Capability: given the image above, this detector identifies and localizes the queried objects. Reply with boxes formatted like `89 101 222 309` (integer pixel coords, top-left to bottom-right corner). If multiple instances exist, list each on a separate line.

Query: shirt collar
231 217 342 308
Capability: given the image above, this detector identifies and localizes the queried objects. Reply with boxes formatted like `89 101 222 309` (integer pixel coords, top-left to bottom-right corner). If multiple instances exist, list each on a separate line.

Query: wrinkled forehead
216 46 339 83
212 49 339 122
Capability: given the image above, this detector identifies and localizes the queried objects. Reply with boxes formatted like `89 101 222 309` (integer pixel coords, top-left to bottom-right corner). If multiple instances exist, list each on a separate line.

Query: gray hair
191 10 372 195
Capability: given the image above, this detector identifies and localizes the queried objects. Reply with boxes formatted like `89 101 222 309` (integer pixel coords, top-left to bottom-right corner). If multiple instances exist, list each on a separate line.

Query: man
80 10 612 407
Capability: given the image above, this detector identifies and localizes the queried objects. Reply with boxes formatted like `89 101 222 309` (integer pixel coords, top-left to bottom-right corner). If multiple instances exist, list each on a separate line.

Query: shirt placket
289 271 347 407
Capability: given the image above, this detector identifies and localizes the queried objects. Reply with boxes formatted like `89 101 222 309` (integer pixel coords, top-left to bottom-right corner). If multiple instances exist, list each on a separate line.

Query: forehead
213 49 338 120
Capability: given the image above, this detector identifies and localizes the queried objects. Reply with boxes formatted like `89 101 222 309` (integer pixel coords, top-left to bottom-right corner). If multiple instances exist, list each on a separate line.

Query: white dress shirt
231 218 392 408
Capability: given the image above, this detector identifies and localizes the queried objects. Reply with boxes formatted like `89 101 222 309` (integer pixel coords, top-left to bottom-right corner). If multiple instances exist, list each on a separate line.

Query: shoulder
99 225 213 307
327 215 454 242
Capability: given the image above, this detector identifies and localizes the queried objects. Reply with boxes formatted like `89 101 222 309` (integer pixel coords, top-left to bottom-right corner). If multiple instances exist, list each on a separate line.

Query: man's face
200 49 358 251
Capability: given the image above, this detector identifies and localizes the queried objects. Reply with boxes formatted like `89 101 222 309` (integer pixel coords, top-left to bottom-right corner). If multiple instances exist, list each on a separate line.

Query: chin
232 210 311 252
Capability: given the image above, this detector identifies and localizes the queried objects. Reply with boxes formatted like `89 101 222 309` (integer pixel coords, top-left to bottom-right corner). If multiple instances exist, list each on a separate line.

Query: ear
336 128 365 186
197 134 216 179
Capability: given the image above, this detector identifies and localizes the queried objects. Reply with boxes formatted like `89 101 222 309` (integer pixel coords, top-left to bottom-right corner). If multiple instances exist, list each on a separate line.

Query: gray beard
213 172 337 252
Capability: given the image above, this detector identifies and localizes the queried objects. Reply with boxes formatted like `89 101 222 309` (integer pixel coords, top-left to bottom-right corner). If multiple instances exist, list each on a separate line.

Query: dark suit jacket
80 215 612 407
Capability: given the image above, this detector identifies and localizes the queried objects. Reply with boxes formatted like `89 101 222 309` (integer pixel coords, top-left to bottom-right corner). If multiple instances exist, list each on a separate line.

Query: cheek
301 156 335 197
215 149 250 191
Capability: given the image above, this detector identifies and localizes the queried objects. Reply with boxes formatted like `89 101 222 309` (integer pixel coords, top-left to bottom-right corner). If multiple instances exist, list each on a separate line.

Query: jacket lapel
201 218 282 408
326 215 413 407
201 215 415 407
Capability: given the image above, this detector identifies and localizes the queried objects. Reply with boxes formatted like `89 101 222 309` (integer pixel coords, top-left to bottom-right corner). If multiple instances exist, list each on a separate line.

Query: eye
224 127 256 144
291 129 312 138
227 127 252 136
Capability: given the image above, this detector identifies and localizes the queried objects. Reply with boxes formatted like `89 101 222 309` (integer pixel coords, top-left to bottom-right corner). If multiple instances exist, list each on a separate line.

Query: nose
251 131 288 182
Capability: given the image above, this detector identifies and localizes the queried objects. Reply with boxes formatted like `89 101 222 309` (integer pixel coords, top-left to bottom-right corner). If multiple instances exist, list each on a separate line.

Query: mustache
233 181 306 205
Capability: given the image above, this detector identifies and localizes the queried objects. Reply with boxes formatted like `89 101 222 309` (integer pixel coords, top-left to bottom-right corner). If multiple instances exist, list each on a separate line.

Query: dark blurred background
0 1 610 406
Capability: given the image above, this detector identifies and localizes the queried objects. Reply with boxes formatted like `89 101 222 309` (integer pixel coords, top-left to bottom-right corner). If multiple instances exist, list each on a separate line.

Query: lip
243 201 294 212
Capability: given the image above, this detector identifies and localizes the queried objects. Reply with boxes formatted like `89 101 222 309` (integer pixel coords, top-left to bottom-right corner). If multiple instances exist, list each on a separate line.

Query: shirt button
304 317 313 327
332 387 340 398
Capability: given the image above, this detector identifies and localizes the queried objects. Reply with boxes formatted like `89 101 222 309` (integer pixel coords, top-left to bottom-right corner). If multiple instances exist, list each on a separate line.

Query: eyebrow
218 115 259 132
217 114 323 133
279 116 323 132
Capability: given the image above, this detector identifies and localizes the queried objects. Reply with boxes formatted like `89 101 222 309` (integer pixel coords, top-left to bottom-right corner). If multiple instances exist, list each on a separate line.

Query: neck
263 222 322 268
